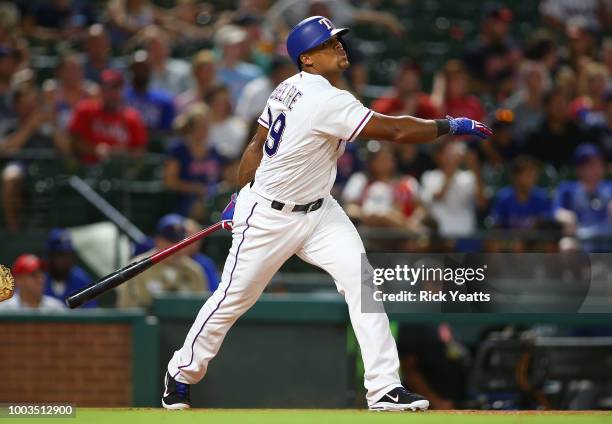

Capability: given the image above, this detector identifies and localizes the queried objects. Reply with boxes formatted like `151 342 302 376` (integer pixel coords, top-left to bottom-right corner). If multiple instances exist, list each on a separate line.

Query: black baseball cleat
369 387 430 411
162 371 191 410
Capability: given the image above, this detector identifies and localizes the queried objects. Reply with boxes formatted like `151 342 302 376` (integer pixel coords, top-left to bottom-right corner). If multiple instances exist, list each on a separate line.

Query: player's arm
237 124 268 187
360 113 492 144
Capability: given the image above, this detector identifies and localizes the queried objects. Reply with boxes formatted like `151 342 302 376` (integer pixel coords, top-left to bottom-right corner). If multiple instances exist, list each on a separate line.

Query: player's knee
225 283 263 306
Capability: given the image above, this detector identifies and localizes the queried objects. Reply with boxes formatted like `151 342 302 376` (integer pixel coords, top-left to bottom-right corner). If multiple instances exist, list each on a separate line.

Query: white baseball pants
167 184 402 405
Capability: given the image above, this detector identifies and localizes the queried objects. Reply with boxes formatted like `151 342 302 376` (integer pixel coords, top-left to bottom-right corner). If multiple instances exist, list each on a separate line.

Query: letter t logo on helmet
318 17 334 30
286 15 349 68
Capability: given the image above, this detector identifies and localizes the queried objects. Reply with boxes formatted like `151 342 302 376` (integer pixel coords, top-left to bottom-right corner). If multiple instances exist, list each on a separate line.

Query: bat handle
65 257 151 308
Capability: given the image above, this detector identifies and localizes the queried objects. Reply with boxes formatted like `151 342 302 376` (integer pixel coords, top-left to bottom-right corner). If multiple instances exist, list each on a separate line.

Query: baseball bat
65 221 226 309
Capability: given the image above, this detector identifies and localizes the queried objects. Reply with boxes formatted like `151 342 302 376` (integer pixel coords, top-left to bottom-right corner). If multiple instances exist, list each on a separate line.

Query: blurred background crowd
0 0 610 247
0 0 611 411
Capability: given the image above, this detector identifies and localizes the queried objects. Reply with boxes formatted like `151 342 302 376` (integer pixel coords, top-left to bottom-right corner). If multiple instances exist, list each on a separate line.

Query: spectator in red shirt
69 69 148 164
372 62 440 183
432 59 486 122
371 61 439 119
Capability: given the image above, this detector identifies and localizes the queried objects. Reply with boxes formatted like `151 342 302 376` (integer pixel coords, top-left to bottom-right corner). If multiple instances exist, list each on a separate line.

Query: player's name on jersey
269 82 303 110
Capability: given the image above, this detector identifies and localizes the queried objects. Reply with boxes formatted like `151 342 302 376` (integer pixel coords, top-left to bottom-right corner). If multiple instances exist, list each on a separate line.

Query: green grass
20 409 611 424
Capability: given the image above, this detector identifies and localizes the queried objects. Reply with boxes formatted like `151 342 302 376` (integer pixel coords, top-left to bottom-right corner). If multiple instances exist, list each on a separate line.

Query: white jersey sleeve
312 89 373 142
257 105 271 129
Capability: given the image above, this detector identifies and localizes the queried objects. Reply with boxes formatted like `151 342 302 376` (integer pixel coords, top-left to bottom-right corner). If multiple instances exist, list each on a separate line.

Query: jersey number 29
265 109 286 157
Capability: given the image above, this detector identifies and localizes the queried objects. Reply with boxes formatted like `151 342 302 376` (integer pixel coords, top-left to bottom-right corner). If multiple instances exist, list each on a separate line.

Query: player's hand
447 115 492 139
221 193 237 231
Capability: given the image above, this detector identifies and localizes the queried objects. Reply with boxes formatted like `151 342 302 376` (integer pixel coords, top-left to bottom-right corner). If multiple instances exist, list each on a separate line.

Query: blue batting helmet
286 16 349 67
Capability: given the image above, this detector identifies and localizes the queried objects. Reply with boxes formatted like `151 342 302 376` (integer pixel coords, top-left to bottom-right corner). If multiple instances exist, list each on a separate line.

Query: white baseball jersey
253 71 373 203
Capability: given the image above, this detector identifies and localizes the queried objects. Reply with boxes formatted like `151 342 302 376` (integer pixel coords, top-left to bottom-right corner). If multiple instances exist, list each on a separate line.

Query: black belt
271 198 323 213
250 179 323 213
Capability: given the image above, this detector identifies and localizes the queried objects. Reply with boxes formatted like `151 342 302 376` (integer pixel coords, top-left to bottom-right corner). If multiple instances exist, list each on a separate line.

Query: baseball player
162 16 491 411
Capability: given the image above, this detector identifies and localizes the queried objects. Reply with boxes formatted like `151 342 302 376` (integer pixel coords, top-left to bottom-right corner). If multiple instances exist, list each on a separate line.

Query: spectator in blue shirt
124 50 175 136
554 144 612 251
43 228 96 308
164 102 225 219
489 156 552 230
214 24 263 106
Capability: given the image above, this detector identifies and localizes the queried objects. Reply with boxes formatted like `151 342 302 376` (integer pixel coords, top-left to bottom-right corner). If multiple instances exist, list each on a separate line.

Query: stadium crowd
0 0 611 310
